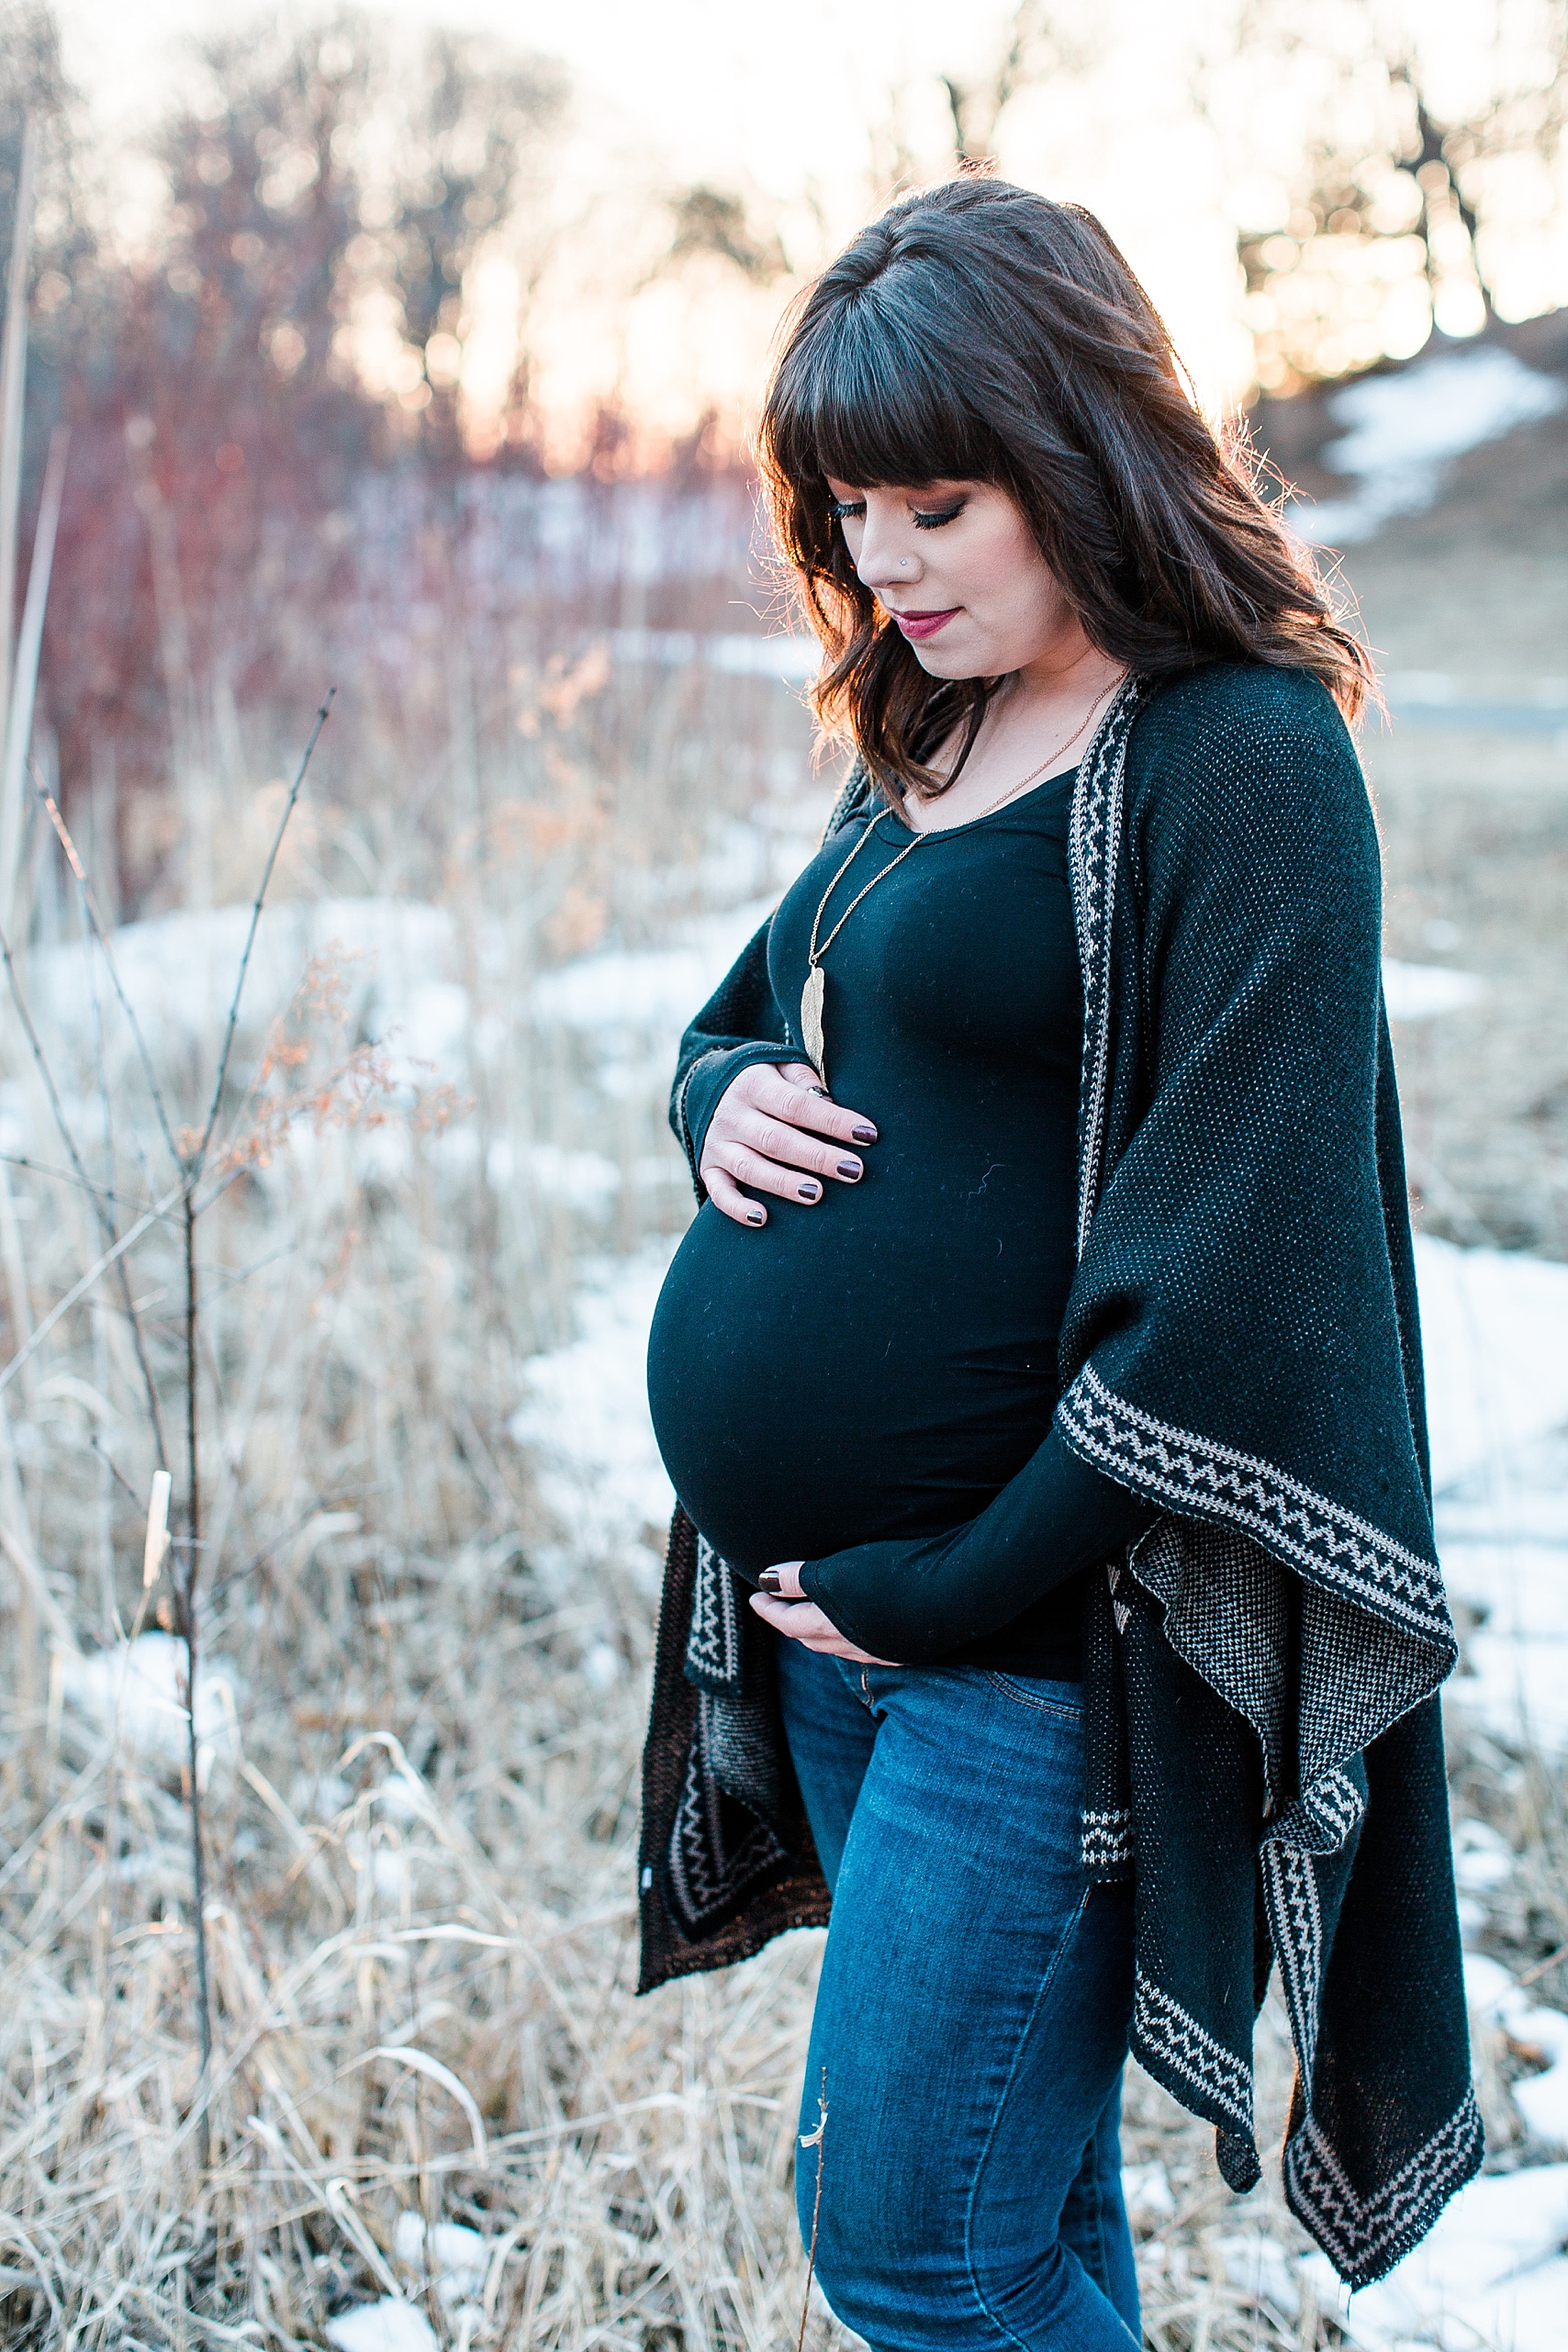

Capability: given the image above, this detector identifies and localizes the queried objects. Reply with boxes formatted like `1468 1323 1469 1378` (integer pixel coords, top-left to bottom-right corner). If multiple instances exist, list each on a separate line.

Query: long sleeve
798 1428 1155 1662
670 766 874 1192
668 919 802 1192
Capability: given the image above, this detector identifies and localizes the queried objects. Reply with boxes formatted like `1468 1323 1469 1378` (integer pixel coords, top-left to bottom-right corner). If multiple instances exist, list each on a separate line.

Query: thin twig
190 688 334 1178
88 1431 143 1511
0 919 170 1462
0 1148 167 1220
33 762 184 1171
796 2067 828 2352
0 1189 179 1399
181 1189 213 2171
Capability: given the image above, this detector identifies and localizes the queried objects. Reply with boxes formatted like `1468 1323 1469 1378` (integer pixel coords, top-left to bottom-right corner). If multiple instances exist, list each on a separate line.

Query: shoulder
1125 659 1375 880
1129 658 1357 771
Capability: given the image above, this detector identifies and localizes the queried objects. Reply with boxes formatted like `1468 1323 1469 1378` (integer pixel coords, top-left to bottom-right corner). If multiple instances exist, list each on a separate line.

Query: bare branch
0 1189 180 1400
189 688 335 1179
0 918 171 1460
34 764 185 1171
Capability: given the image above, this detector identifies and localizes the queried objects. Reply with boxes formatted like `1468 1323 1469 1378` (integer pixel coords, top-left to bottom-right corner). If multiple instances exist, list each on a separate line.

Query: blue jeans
774 1637 1138 2352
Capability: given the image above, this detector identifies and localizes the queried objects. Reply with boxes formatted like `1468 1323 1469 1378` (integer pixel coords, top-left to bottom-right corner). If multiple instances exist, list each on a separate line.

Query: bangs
774 277 1002 492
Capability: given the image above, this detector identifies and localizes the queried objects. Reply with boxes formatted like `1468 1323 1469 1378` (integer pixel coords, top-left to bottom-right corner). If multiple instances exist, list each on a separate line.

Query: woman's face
823 476 1080 678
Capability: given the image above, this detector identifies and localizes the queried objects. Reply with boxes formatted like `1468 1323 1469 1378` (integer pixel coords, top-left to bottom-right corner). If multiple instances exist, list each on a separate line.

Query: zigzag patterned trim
1270 1768 1366 1856
1133 1970 1254 2134
1081 1808 1133 1870
1059 1364 1450 1638
1286 2088 1484 2289
684 1536 744 1697
1069 678 1142 1260
1262 1842 1323 2083
665 1702 790 1941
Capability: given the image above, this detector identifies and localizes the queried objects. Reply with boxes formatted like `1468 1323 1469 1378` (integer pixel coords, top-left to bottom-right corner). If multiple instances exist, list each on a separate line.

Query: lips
890 607 960 642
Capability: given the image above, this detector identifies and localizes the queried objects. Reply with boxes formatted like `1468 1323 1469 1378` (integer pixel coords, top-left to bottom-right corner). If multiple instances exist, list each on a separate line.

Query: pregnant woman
640 177 1476 2350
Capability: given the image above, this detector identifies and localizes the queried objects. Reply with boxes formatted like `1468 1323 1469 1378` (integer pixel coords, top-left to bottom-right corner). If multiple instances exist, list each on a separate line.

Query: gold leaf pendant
801 963 826 1083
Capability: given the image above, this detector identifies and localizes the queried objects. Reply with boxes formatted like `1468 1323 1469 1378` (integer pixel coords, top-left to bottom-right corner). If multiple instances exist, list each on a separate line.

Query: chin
910 639 990 680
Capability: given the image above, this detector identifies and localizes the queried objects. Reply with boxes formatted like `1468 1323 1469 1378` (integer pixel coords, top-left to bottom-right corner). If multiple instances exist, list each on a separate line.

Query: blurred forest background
0 1 1564 2346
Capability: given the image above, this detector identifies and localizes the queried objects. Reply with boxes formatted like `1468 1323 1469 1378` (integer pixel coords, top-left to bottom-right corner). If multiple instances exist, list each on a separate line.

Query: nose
855 518 920 595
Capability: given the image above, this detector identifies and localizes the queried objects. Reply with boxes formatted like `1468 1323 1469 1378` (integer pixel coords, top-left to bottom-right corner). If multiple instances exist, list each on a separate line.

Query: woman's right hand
700 1061 878 1227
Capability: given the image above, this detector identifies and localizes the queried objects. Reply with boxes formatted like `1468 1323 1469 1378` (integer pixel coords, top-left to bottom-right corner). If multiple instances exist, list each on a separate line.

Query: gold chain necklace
800 684 1114 1082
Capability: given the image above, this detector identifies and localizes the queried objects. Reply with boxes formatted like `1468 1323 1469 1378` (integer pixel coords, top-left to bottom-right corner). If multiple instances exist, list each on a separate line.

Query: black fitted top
647 764 1156 1677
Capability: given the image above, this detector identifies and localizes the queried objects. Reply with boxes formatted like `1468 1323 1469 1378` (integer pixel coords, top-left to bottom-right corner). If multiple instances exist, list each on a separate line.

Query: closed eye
913 504 965 529
829 498 865 522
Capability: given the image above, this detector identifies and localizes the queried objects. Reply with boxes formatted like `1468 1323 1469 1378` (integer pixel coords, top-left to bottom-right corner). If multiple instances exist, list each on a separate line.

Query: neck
907 646 1127 832
1010 626 1125 708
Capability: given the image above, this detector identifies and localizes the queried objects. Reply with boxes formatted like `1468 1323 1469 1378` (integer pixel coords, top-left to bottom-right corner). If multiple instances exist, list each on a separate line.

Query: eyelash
829 499 965 531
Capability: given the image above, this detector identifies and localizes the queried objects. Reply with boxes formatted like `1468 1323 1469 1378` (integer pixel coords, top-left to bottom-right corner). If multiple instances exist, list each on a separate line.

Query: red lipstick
890 607 960 641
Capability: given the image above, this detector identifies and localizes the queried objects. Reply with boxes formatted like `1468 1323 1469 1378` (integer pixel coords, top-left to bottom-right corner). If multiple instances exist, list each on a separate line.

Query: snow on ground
1298 2162 1568 2350
324 2301 439 2352
62 1630 240 1775
1290 346 1566 545
1383 959 1485 1020
28 861 1568 2346
30 898 458 1070
515 1163 1568 2352
506 1244 678 1588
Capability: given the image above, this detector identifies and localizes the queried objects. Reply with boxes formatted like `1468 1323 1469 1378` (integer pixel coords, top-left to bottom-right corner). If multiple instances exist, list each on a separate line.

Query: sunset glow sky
54 0 1567 455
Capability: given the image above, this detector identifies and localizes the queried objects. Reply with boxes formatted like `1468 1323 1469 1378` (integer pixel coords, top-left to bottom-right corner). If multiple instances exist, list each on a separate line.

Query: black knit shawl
636 664 1479 2287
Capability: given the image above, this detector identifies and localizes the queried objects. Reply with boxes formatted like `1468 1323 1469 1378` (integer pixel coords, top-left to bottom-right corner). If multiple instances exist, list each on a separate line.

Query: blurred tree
0 0 97 375
381 31 565 462
939 0 1089 165
665 187 788 286
0 2 98 644
1221 1 1564 388
22 7 564 892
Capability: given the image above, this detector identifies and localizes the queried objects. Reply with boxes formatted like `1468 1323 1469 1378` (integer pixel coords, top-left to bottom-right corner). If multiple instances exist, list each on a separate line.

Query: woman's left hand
748 1562 902 1664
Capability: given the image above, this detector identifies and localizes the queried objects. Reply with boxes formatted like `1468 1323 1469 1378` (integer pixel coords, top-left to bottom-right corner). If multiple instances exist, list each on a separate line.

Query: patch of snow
1466 1954 1568 2151
1415 1241 1568 1755
1216 2233 1300 2320
608 627 820 683
376 1773 424 1821
582 1641 623 1691
392 2212 488 2306
1302 2165 1568 2350
1416 1239 1568 1492
1290 347 1566 544
33 899 456 1066
1452 1819 1515 1893
530 898 778 1036
1121 2160 1175 2218
63 1632 239 1772
506 1244 677 1562
324 2301 439 2352
531 1143 621 1213
1383 959 1485 1020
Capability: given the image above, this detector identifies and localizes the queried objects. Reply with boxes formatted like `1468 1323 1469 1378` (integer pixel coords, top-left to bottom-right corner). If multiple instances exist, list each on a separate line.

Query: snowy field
495 901 1568 2352
17 703 1567 2346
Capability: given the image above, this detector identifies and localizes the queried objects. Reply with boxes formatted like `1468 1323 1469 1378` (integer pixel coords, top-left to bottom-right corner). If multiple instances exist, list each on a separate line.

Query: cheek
957 513 1052 610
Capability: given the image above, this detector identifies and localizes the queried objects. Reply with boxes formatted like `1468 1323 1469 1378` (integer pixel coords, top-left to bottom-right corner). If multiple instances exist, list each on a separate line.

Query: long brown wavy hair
758 175 1372 801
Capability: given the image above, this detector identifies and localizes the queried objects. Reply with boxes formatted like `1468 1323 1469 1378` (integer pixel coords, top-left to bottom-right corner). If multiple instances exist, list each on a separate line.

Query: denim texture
774 1635 1139 2351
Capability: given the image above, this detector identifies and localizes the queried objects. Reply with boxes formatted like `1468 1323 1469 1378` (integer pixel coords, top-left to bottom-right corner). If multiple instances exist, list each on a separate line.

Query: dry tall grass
0 615 1388 2347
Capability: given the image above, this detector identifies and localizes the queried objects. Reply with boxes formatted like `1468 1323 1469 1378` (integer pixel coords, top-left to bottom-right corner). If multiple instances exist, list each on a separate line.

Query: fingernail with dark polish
757 1567 783 1594
745 1207 765 1225
837 1159 861 1180
808 1085 831 1098
852 1125 877 1144
798 1181 821 1201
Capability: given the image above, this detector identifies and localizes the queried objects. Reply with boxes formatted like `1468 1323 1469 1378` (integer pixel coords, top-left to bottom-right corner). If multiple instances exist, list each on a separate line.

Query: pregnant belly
646 1176 1070 1576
